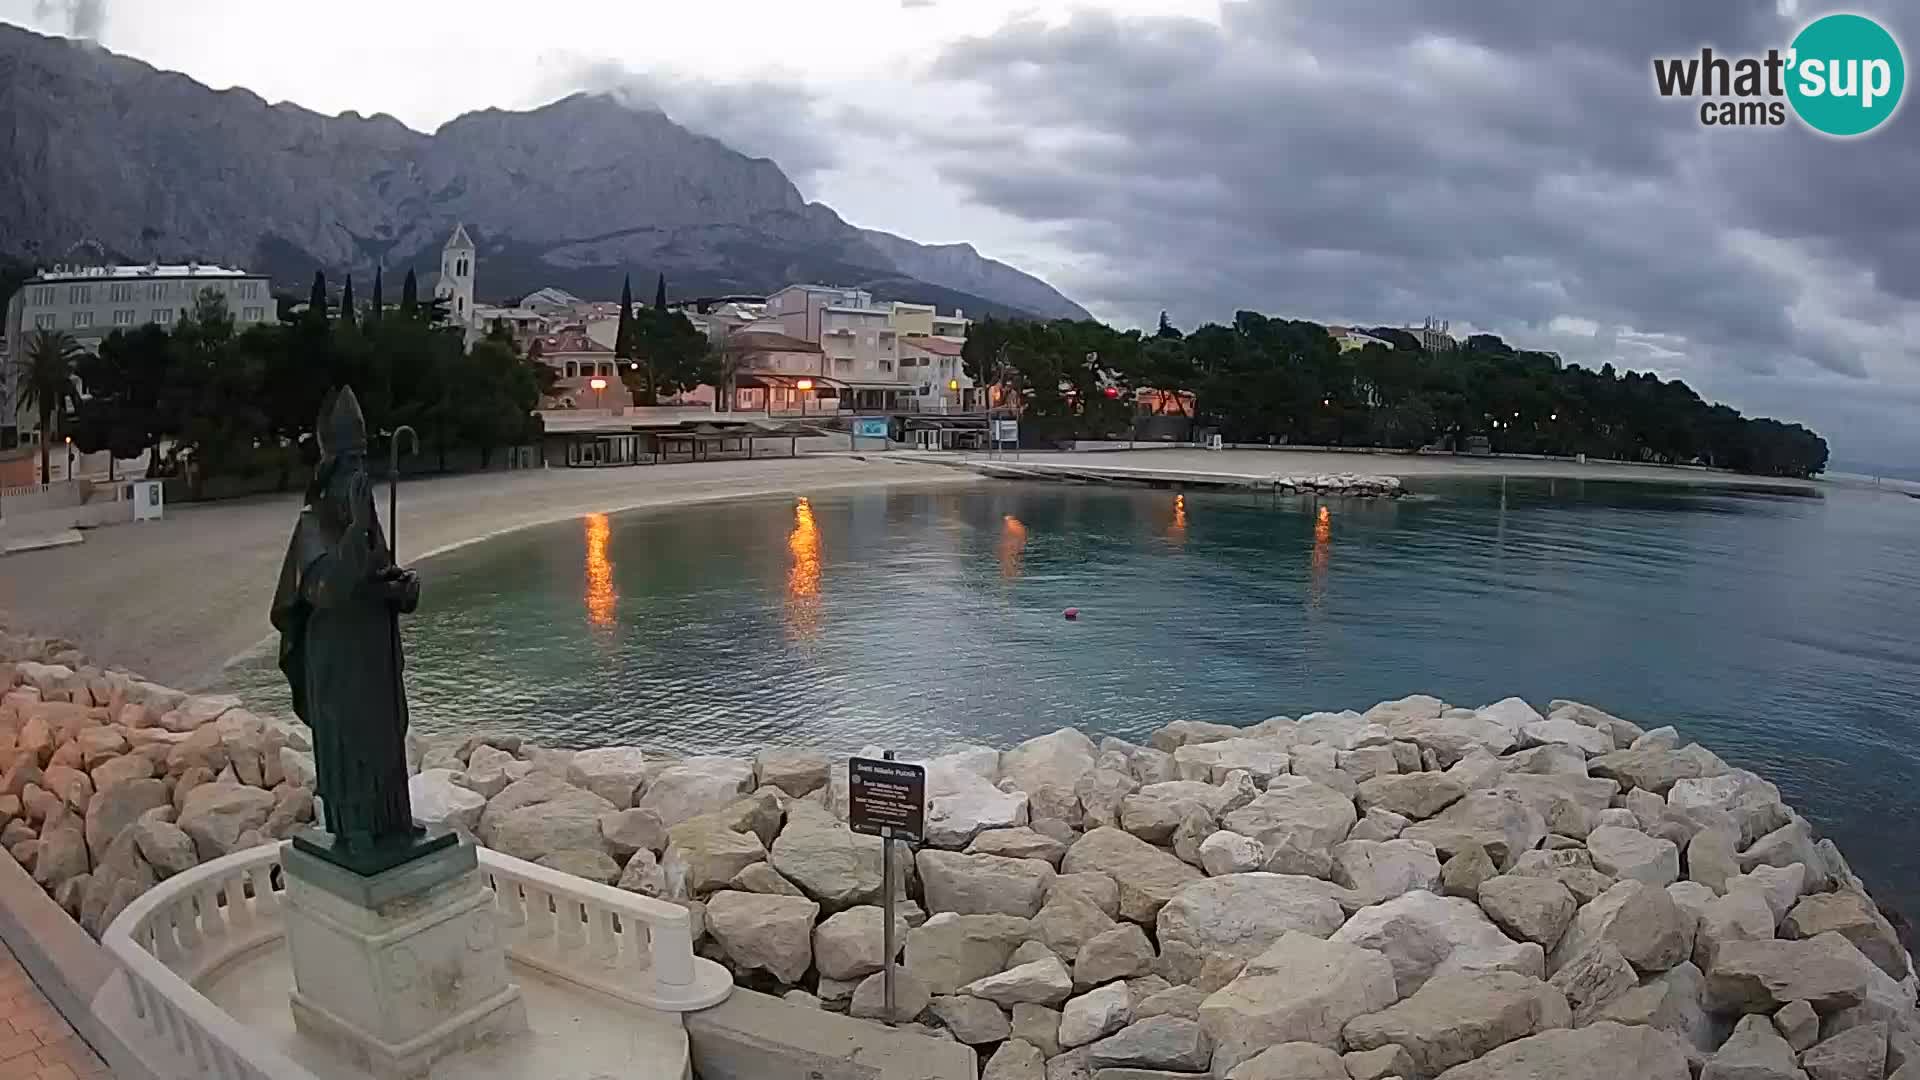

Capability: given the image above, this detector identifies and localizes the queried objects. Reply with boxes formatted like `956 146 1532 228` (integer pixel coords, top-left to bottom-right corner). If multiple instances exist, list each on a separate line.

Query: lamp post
64 435 73 483
589 376 608 413
796 378 813 418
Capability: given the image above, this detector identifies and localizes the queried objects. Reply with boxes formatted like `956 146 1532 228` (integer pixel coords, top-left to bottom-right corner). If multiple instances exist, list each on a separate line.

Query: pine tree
340 274 357 329
401 269 419 317
615 275 634 359
308 271 328 323
370 266 384 326
654 272 667 311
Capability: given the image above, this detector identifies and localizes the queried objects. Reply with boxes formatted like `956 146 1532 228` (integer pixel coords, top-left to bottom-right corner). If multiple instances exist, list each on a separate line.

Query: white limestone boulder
1156 873 1348 983
1401 791 1547 870
768 800 892 909
1586 825 1681 887
1355 773 1467 820
1429 1020 1691 1079
1705 932 1871 1014
408 768 486 837
1220 776 1357 854
918 849 1055 918
565 747 649 809
1059 982 1133 1048
1199 830 1267 877
962 955 1075 1007
706 890 819 984
905 912 1035 994
634 756 755 827
1330 890 1546 996
1061 827 1203 925
813 905 909 981
1330 839 1442 904
1518 717 1613 757
753 748 830 797
1172 739 1291 785
1198 931 1399 1071
1342 969 1572 1078
1550 880 1694 976
176 781 276 861
1477 875 1577 950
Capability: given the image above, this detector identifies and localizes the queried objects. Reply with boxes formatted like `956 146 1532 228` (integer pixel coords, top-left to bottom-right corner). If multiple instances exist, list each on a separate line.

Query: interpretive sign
848 757 926 842
853 416 890 440
993 419 1020 444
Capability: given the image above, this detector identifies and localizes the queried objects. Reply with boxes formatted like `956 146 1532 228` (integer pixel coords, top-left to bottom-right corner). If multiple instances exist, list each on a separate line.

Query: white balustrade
101 845 316 1080
477 849 733 1012
101 841 732 1079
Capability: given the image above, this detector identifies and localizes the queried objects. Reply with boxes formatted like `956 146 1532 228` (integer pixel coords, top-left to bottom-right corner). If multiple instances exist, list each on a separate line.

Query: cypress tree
340 274 357 329
308 270 328 323
654 272 667 311
370 266 384 326
401 269 419 317
615 275 634 359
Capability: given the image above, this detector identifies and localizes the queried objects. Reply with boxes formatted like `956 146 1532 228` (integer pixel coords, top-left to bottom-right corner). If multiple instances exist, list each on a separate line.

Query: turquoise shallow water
231 479 1920 910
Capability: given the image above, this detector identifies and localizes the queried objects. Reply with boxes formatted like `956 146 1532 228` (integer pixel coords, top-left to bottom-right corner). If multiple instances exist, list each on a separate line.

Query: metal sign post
848 754 927 1025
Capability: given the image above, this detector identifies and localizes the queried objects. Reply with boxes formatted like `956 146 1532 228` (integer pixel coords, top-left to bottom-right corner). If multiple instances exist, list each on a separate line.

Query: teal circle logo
1787 13 1905 137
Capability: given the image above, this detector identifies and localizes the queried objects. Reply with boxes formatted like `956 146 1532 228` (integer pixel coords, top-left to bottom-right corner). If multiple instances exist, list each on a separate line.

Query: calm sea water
230 479 1920 909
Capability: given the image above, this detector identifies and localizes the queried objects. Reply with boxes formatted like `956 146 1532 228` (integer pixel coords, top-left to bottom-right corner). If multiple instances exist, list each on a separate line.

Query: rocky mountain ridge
0 24 1089 319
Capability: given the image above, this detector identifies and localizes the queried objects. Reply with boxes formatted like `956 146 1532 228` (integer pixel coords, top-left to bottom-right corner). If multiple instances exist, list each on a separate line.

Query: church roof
444 222 475 251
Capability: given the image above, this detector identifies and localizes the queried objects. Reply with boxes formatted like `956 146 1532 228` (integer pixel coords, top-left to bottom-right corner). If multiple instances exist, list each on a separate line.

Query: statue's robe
270 495 415 851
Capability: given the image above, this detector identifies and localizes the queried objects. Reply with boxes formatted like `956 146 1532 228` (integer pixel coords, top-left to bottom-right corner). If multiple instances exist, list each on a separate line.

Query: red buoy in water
1064 607 1079 621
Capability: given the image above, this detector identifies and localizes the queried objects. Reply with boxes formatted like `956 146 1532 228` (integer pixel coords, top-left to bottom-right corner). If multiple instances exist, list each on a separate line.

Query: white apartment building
3 262 277 446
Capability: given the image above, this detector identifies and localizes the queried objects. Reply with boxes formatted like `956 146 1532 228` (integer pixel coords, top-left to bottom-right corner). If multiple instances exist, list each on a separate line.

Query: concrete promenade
0 455 974 692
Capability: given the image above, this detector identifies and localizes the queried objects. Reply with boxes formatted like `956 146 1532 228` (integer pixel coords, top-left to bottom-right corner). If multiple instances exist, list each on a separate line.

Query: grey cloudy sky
5 0 1918 466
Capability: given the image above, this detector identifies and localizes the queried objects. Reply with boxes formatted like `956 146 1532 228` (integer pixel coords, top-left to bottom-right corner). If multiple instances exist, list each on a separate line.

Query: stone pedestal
283 836 526 1079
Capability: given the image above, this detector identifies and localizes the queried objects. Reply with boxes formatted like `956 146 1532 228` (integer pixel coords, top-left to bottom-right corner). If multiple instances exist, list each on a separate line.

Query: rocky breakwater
0 633 320 938
1274 473 1404 498
411 695 1918 1080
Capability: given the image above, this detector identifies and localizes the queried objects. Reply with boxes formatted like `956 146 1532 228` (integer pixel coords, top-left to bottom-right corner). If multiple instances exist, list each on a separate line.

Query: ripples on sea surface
230 478 1920 910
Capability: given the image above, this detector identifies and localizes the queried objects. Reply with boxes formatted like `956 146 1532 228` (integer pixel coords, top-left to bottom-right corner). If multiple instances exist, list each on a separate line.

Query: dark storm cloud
552 60 845 181
918 0 1920 456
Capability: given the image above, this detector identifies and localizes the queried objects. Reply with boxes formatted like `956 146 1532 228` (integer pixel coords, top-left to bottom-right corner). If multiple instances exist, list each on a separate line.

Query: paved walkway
0 941 106 1079
0 455 971 692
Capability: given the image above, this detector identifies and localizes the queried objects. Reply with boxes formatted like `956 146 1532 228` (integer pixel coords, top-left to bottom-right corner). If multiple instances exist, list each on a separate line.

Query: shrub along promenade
0 617 1911 1080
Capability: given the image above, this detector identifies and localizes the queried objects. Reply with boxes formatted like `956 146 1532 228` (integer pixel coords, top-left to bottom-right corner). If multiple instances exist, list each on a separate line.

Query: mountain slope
0 24 1090 320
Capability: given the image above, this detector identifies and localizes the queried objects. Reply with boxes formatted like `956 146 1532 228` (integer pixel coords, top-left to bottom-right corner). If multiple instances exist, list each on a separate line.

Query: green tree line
51 272 550 494
962 311 1829 479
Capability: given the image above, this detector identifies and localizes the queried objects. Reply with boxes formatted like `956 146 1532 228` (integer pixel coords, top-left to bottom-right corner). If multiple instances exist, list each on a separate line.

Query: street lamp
795 379 813 417
65 435 74 482
589 376 608 412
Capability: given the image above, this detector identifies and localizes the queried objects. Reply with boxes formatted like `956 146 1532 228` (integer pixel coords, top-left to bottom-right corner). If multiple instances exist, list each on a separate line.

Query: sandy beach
0 445 1835 692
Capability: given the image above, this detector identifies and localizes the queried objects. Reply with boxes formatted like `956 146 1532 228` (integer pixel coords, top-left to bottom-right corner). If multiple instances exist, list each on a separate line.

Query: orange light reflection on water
999 515 1029 580
1308 504 1332 610
1168 494 1188 547
786 498 822 640
584 512 616 628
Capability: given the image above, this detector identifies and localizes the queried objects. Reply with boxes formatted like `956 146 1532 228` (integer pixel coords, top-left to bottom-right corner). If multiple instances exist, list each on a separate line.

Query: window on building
565 362 578 378
32 314 55 330
68 284 91 305
880 360 892 372
147 282 169 301
457 297 465 313
237 281 260 300
113 310 135 326
109 283 134 303
152 309 174 325
30 286 56 305
72 311 93 329
242 306 266 322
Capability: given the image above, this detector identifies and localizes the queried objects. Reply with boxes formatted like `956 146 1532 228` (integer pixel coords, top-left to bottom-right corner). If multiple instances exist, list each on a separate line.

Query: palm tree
16 329 83 483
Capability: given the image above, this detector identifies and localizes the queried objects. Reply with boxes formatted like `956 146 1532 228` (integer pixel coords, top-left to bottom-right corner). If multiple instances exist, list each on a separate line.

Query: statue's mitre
316 386 369 459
